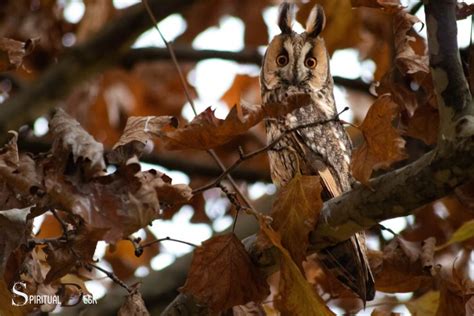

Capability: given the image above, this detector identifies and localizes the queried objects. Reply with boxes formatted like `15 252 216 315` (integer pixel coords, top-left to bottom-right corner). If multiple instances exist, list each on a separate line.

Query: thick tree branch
0 0 197 143
425 0 474 147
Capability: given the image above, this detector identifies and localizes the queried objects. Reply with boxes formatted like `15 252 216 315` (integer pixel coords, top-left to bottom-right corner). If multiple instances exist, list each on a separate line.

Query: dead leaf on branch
0 131 19 168
118 288 150 316
0 206 31 276
161 94 311 150
50 108 106 177
0 37 36 71
370 236 435 293
457 2 474 20
270 173 323 267
436 219 474 250
180 233 269 313
43 224 104 284
406 291 440 316
351 94 407 185
108 115 178 164
258 217 335 316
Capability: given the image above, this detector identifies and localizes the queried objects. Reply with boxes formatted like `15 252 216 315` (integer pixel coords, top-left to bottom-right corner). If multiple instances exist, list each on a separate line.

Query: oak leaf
270 173 322 266
405 103 439 145
108 115 178 164
351 94 406 185
259 218 334 316
180 233 269 312
50 108 106 177
161 94 311 150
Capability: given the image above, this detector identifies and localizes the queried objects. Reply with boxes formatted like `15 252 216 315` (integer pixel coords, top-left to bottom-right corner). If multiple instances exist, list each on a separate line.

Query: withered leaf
0 131 19 168
393 11 429 83
118 289 150 316
351 94 406 185
406 291 440 316
108 115 178 164
0 37 35 71
372 236 433 293
457 2 474 20
271 173 322 266
436 251 473 316
43 224 104 283
161 94 311 150
405 103 439 145
259 218 334 316
0 206 31 276
180 233 269 312
50 108 106 177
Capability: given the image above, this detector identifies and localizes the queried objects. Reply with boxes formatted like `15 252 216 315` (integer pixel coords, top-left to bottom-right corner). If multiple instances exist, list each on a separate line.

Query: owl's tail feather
319 233 375 305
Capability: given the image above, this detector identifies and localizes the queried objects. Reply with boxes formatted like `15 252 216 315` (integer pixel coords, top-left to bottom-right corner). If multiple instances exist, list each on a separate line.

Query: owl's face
260 3 329 103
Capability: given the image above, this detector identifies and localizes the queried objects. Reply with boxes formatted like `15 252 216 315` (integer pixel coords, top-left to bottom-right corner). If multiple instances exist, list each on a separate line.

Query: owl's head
260 3 329 101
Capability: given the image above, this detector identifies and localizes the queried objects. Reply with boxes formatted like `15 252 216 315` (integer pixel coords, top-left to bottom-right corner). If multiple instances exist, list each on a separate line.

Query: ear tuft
278 2 294 34
306 4 326 38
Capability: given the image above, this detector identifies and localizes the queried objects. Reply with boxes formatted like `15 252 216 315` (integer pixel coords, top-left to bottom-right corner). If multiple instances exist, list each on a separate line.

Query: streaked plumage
260 2 375 303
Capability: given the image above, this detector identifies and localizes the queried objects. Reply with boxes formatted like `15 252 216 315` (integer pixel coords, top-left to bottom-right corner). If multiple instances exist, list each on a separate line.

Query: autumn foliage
1 0 474 315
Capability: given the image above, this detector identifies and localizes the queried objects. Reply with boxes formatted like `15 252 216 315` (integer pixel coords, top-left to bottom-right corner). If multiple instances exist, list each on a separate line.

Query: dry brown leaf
50 108 106 177
43 224 104 283
258 218 334 316
0 131 19 168
393 11 429 83
457 2 474 20
405 103 439 145
436 251 474 316
118 289 150 316
271 173 322 266
162 94 311 150
371 236 434 293
108 115 178 164
351 94 406 185
180 233 269 313
0 37 35 71
0 206 31 276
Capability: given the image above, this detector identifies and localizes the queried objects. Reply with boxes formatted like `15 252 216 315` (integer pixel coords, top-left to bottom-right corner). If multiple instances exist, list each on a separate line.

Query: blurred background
1 0 473 314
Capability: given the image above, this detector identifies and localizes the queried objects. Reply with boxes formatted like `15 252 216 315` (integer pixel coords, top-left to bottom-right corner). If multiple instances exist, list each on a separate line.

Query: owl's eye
276 54 289 67
304 57 317 68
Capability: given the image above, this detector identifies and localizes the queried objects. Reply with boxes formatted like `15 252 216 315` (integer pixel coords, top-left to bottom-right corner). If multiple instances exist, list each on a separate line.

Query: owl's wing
293 129 376 303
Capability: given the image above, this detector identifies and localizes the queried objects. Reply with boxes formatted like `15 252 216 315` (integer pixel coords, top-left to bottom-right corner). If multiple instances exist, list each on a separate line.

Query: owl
260 3 375 303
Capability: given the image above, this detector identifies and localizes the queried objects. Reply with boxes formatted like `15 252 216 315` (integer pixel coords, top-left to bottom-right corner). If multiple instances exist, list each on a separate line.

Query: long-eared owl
260 2 375 303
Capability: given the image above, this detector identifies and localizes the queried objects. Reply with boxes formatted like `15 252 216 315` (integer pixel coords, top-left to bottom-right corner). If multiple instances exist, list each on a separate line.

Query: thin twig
134 236 198 257
193 108 349 194
88 263 132 293
142 0 257 213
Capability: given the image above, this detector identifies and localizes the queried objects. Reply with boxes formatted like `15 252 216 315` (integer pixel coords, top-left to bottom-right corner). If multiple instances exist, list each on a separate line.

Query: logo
11 281 96 307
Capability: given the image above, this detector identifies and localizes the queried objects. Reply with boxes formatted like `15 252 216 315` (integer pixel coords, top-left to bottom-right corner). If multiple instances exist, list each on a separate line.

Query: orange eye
305 57 317 68
276 54 288 66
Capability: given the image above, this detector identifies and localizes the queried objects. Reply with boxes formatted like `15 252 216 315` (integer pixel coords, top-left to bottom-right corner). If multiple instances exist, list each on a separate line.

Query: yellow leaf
259 218 335 316
271 173 322 266
406 291 440 316
436 219 474 250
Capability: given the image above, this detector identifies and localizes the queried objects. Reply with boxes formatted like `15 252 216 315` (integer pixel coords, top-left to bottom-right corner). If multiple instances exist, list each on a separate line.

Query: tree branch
0 0 197 143
425 0 474 148
122 46 371 92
